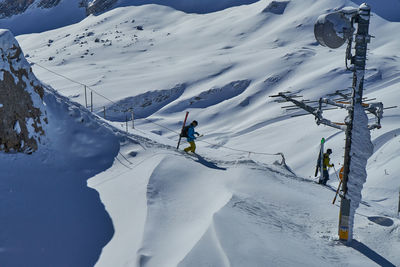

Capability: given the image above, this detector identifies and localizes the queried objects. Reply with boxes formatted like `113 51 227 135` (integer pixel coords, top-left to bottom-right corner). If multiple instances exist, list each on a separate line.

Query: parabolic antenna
314 12 353 49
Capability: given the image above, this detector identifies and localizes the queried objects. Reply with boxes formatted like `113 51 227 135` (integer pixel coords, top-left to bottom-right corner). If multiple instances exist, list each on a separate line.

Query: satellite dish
314 12 353 49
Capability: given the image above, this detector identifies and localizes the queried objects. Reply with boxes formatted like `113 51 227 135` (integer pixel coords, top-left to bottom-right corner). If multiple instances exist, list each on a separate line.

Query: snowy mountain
1 0 400 266
0 0 262 35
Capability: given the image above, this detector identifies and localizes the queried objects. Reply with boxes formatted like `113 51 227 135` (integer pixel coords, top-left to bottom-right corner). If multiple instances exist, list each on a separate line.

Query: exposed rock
37 0 62 9
0 30 47 153
86 0 118 15
0 0 119 19
262 1 290 15
0 0 35 18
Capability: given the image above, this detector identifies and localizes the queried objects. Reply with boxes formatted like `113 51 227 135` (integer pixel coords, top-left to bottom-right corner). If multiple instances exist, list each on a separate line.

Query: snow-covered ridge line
3 0 400 266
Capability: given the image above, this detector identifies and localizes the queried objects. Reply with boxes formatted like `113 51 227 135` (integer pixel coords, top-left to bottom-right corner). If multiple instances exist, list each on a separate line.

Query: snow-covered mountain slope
17 0 400 182
0 0 263 35
2 0 399 266
0 31 121 266
88 145 400 266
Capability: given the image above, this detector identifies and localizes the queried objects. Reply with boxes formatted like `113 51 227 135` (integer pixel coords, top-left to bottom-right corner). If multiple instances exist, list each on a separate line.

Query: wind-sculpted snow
138 156 232 267
115 0 261 14
165 80 251 113
9 0 400 265
103 84 185 121
0 85 120 266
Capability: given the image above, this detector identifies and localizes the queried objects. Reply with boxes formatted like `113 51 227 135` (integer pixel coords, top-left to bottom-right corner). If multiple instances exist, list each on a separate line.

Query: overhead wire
30 59 285 160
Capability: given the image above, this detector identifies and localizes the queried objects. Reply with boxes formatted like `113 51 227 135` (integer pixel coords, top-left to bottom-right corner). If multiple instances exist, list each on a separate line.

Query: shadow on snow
0 163 115 267
348 239 396 267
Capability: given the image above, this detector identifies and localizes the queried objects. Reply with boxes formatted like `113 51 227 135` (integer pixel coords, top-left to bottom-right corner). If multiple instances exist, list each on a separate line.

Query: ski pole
333 165 340 181
332 180 343 205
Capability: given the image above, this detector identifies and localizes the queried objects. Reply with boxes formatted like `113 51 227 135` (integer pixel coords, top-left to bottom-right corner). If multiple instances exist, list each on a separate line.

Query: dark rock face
86 0 118 15
37 0 62 9
262 1 290 15
0 0 115 18
0 0 35 18
0 30 47 153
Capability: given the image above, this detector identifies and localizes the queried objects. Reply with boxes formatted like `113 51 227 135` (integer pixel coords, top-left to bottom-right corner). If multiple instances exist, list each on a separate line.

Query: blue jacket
186 125 197 142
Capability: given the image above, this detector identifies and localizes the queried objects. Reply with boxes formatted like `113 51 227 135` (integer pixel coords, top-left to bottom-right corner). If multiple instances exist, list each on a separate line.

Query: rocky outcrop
0 29 47 153
0 0 35 18
0 0 62 18
0 0 117 18
37 0 62 9
86 0 118 15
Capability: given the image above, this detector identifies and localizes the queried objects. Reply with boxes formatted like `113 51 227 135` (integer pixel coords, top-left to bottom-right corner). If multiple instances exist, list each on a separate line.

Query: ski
315 138 325 183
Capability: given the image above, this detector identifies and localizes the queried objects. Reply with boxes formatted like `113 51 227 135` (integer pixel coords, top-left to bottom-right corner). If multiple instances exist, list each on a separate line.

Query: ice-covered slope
6 0 400 266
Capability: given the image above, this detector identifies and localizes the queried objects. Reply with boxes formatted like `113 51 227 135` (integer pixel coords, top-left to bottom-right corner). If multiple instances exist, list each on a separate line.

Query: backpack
180 125 190 137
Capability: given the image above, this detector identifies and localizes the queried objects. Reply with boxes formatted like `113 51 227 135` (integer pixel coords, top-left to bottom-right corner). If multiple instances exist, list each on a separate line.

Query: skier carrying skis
320 148 334 185
184 120 200 153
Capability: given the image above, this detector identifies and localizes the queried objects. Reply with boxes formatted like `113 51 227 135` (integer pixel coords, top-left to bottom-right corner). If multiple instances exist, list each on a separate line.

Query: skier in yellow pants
184 120 199 153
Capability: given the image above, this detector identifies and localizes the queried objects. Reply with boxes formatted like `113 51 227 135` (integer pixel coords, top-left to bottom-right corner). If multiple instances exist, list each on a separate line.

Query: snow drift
0 29 121 267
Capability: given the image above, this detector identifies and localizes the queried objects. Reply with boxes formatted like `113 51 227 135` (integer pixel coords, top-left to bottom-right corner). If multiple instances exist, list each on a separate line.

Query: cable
31 60 284 160
29 60 126 112
142 118 180 135
198 139 280 156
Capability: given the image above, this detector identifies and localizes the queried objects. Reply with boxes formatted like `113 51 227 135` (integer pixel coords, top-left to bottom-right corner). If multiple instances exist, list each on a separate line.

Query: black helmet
192 120 198 126
327 148 332 154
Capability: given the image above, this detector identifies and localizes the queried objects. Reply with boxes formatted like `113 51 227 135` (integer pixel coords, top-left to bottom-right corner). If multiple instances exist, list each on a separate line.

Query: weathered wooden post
132 109 135 129
90 91 93 112
84 85 88 108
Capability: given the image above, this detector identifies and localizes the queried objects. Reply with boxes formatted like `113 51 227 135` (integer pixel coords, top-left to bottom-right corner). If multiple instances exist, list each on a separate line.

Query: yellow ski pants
184 141 196 153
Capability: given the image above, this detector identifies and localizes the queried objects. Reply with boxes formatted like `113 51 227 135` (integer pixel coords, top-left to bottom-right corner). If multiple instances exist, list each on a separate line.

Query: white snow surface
0 0 399 266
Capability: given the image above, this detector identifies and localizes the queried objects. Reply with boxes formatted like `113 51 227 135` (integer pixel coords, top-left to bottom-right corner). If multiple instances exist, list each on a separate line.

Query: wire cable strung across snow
29 60 285 161
28 60 127 112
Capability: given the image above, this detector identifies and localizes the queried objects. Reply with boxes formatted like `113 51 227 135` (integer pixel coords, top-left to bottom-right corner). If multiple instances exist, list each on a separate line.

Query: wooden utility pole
84 85 88 108
271 4 390 242
341 4 371 197
398 188 400 217
132 110 135 129
90 91 93 112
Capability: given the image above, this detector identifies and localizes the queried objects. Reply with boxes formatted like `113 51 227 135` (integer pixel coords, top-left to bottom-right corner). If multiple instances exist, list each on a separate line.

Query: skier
184 120 200 153
320 148 334 185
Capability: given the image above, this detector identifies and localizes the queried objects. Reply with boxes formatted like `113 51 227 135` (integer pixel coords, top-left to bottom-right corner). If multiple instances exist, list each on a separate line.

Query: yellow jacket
323 153 333 170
